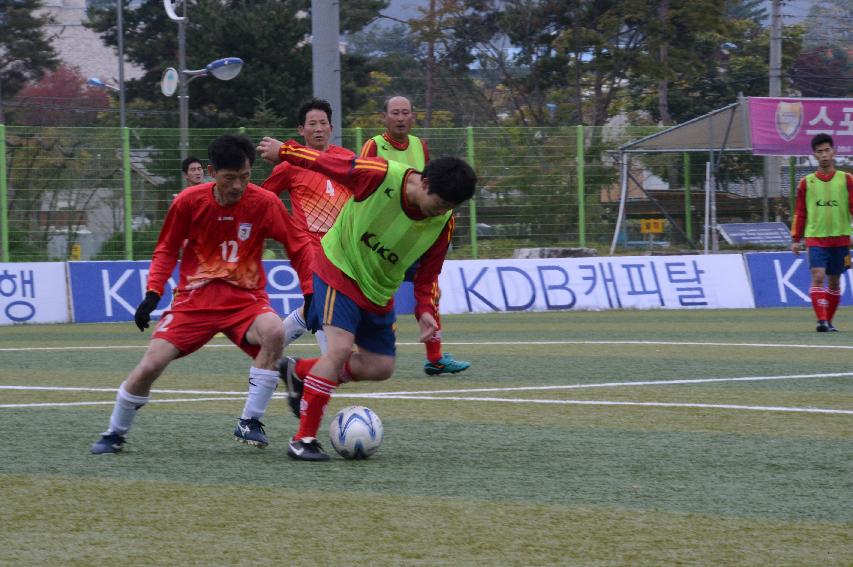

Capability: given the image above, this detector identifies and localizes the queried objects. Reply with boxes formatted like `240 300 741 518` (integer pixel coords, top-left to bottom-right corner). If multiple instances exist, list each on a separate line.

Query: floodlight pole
117 0 126 129
763 0 783 221
177 5 189 161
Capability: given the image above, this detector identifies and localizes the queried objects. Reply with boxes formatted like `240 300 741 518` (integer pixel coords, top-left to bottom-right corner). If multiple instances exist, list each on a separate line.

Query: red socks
810 287 829 321
426 337 442 363
295 358 318 378
827 288 841 322
295 374 336 440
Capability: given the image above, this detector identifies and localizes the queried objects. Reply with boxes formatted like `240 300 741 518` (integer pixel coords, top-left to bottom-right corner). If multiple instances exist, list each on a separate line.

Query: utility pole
763 0 782 221
423 0 436 129
312 0 342 145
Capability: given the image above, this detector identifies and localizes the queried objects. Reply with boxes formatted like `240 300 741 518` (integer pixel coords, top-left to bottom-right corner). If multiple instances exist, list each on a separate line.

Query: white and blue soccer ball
328 405 384 459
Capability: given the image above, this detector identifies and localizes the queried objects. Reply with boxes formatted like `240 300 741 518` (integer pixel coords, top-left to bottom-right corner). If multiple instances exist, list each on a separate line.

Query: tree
10 65 110 126
0 0 60 122
790 46 853 98
85 0 387 128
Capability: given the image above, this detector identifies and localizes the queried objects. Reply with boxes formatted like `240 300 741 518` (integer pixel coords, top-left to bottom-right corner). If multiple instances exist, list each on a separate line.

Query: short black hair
297 98 332 126
422 156 477 205
811 133 834 150
181 155 202 173
382 95 415 113
207 134 255 171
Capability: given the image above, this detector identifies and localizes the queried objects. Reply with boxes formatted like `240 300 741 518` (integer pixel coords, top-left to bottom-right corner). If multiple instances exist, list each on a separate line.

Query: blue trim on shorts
307 274 396 356
808 245 851 275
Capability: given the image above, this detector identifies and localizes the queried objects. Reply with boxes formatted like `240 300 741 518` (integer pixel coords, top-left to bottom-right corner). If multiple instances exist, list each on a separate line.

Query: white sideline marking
1 371 851 415
0 397 252 409
3 339 853 352
2 395 849 415
340 371 853 397
2 371 851 397
338 395 853 415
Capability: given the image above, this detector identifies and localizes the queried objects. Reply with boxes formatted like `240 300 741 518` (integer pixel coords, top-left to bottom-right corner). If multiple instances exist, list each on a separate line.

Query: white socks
283 309 307 347
284 308 327 354
316 329 328 354
240 366 279 420
108 382 149 435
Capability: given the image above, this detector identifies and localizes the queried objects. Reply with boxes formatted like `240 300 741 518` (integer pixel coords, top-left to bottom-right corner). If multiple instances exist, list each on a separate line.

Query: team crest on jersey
238 223 252 241
775 101 803 141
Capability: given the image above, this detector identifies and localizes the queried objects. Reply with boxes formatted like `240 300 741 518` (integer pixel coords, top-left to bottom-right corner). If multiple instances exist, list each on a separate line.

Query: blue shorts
808 246 851 276
306 274 397 356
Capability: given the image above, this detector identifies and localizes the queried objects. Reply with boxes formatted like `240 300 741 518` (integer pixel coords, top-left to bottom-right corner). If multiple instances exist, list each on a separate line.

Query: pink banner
748 97 853 156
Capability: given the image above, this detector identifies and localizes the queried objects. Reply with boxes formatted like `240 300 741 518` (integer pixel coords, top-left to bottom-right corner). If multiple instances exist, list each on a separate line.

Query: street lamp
163 0 244 160
87 77 120 92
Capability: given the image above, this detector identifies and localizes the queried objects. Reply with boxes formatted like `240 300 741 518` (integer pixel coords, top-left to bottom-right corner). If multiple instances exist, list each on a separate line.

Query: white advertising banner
438 255 755 314
0 262 70 324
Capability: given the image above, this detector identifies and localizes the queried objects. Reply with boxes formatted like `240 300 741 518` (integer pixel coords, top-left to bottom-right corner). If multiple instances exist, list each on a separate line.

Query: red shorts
152 280 275 358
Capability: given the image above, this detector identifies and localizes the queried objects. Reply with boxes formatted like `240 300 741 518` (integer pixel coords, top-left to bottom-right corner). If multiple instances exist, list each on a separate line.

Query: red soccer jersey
277 141 452 316
262 144 355 245
791 169 853 247
146 182 292 296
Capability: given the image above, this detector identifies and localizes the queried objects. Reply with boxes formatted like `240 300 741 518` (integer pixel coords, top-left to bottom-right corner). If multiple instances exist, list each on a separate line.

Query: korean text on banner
749 97 853 156
437 255 754 314
0 262 69 324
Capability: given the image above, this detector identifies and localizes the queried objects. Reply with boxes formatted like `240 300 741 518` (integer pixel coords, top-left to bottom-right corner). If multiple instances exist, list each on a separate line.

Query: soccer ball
328 405 384 459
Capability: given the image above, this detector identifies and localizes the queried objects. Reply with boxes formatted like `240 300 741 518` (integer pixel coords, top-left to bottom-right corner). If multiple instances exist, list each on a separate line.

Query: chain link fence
1 124 812 262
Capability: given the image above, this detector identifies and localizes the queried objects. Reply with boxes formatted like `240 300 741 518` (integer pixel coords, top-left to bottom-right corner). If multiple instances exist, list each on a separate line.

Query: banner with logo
67 260 417 324
0 262 69 324
744 251 853 307
749 97 853 156
437 255 755 313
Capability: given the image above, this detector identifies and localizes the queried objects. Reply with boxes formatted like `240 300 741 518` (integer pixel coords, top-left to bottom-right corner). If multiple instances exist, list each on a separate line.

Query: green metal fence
0 124 801 262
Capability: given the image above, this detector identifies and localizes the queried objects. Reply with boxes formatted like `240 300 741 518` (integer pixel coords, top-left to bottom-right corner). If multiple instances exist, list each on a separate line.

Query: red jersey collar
382 131 410 151
815 169 837 182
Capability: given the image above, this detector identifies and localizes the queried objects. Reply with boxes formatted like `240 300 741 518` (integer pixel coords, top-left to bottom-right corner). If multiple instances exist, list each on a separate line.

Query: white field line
2 372 851 415
3 339 853 352
3 371 852 397
337 395 853 415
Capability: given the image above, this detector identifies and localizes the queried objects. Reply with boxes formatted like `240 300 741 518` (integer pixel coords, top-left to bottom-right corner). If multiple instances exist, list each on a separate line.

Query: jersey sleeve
359 138 378 158
264 194 295 255
279 139 388 199
146 197 190 295
412 216 454 321
790 177 807 242
261 162 294 196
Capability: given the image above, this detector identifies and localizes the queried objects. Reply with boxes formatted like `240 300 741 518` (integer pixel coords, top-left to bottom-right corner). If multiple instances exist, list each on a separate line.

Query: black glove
134 291 161 332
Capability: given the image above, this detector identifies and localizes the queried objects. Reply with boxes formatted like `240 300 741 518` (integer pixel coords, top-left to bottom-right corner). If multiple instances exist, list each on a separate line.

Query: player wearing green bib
791 133 853 332
360 95 471 376
257 135 476 461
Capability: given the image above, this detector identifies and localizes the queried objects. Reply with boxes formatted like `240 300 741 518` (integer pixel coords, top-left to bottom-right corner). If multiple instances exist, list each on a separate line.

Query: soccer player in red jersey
91 134 294 454
360 95 471 377
791 133 853 332
262 99 354 353
258 135 476 461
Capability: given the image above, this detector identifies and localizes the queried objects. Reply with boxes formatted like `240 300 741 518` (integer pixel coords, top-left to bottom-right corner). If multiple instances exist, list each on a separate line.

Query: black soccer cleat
90 431 126 454
816 320 830 332
279 356 304 418
826 322 840 332
287 438 330 461
234 418 269 448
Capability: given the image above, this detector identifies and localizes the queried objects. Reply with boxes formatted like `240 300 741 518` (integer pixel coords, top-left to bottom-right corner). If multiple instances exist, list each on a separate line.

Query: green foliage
84 0 387 129
93 227 161 261
0 0 59 106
